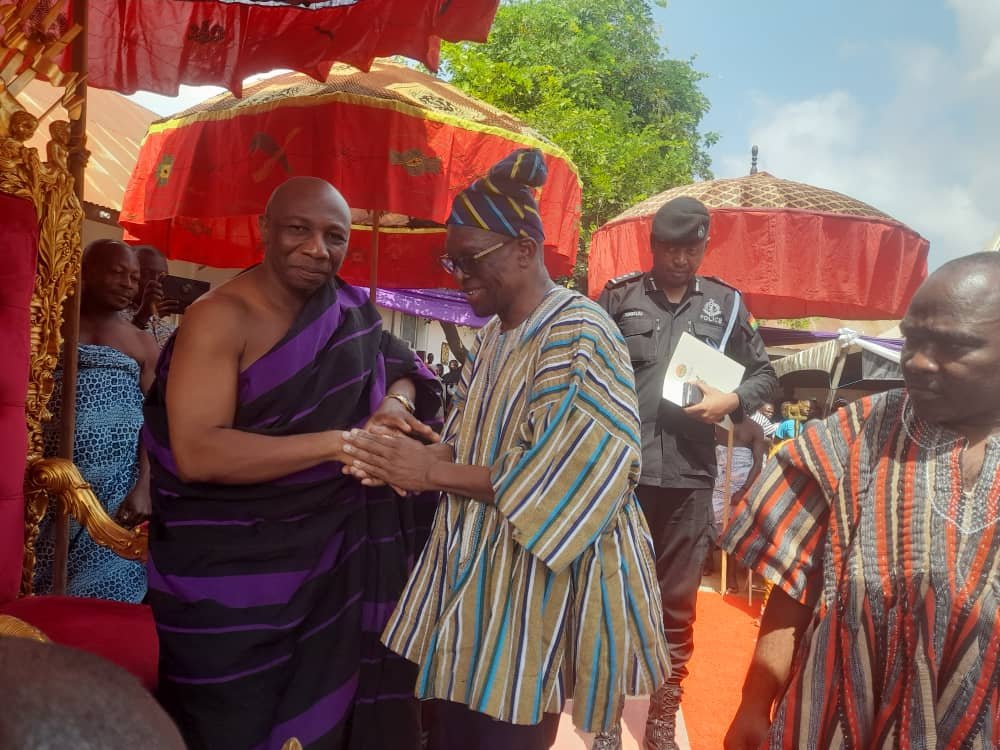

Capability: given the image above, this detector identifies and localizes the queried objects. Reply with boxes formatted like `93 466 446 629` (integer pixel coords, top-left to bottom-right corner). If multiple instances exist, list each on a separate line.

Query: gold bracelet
385 392 415 414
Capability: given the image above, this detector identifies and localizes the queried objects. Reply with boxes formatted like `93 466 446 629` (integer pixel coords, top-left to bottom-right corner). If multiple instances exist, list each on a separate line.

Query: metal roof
20 81 158 211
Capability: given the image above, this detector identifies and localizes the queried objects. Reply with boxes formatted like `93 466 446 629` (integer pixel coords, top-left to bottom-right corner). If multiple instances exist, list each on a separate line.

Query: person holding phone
125 245 183 348
596 197 777 750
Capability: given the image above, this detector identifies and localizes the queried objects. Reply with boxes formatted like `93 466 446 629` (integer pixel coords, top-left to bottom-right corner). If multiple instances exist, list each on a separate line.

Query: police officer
595 196 777 750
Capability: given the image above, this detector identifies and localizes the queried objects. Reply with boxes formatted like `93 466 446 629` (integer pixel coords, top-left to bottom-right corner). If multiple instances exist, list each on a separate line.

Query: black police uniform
598 271 777 690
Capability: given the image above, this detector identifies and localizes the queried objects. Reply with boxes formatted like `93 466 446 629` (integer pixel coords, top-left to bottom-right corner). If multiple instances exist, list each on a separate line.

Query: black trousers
636 485 713 689
426 700 561 750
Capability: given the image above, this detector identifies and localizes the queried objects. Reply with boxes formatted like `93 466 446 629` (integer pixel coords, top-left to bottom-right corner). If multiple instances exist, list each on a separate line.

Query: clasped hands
340 396 448 495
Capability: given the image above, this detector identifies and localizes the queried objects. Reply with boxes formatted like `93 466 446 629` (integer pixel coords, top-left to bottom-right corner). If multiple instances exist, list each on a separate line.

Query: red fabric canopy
121 64 582 287
34 0 499 95
588 173 929 320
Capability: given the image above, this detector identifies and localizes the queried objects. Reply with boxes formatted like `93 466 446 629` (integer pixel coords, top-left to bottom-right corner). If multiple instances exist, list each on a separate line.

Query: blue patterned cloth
774 418 800 440
34 344 147 602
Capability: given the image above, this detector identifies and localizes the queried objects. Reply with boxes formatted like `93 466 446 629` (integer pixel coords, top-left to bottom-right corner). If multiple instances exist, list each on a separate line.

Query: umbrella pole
369 210 382 303
824 349 848 417
53 0 88 595
719 426 735 597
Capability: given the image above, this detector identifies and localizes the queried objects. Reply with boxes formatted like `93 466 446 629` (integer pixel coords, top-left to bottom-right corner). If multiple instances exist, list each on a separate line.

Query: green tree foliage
440 0 717 289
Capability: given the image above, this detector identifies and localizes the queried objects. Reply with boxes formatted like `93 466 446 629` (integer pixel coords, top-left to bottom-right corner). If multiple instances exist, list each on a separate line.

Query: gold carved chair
0 76 158 689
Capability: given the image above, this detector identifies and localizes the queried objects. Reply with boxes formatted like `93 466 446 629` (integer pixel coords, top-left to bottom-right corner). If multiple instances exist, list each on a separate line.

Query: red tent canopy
588 172 929 320
24 0 499 95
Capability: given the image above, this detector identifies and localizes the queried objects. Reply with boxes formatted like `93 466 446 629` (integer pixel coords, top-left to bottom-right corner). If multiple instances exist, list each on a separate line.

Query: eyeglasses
439 238 510 276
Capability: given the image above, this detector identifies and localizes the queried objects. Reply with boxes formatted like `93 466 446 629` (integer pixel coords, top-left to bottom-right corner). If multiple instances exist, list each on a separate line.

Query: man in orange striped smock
723 252 1000 749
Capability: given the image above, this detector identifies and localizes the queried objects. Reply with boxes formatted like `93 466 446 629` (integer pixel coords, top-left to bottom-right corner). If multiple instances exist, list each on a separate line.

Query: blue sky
130 0 998 267
652 0 998 266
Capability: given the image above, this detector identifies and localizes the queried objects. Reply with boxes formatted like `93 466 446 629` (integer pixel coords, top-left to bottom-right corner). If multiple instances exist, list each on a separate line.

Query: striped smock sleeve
490 304 642 574
722 397 874 604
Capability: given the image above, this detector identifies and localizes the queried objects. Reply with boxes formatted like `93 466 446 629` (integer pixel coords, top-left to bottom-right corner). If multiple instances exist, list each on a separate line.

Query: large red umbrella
121 62 582 289
588 171 929 319
14 0 499 95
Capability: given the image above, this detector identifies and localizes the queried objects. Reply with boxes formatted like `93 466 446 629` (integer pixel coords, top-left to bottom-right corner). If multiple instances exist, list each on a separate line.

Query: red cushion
0 193 37 604
1 596 159 690
0 404 27 602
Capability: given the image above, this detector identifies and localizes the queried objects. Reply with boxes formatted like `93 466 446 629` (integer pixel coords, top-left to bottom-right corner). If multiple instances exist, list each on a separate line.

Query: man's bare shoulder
181 277 254 332
173 272 275 365
96 316 156 366
745 417 765 439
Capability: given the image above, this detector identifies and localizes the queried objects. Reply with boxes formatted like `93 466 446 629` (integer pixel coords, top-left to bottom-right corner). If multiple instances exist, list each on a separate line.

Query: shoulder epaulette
604 271 644 289
700 275 741 293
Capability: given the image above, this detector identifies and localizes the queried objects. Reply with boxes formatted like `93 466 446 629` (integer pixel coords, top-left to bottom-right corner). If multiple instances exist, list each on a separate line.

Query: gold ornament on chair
0 614 49 642
0 78 84 594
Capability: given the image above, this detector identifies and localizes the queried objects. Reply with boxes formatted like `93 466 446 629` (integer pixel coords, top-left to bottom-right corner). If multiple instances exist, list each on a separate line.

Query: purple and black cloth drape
143 279 442 750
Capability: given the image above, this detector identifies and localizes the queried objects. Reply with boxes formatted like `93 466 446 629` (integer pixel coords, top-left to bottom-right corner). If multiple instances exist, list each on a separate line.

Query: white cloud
948 0 1000 80
973 37 1000 80
716 4 998 268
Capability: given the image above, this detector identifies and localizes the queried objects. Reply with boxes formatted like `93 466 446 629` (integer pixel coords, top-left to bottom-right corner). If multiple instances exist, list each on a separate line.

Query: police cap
651 196 710 245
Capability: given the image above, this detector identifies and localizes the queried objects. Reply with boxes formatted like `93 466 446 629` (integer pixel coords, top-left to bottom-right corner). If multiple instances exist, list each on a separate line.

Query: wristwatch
385 392 415 414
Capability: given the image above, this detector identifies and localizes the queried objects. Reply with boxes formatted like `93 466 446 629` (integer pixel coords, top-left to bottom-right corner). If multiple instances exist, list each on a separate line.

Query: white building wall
379 308 476 366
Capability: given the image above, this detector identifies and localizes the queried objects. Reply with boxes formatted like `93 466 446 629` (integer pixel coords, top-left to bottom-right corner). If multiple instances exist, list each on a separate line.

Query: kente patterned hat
448 148 547 244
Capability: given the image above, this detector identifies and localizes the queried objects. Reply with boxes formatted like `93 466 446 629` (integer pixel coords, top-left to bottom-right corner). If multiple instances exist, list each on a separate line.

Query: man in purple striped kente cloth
143 177 443 750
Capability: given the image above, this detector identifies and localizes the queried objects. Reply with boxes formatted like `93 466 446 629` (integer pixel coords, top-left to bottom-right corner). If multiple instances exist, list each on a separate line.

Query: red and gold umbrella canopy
15 0 499 95
588 171 929 320
121 61 582 288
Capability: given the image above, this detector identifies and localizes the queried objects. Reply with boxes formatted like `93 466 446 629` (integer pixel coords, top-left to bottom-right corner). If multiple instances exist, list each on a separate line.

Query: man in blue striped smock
343 149 669 749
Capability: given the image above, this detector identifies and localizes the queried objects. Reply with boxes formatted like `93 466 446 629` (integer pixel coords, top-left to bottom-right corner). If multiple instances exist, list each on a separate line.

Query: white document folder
662 332 745 428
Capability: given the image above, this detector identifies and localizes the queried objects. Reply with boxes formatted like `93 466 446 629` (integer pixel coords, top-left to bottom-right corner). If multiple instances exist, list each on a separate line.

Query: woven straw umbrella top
609 171 895 225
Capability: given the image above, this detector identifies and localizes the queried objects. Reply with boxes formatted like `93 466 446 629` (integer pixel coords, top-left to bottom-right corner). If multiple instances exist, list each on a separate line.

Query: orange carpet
552 579 761 749
682 587 760 749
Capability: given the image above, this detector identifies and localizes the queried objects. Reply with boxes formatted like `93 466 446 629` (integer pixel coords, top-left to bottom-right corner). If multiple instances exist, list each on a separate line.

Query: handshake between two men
338 389 453 498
